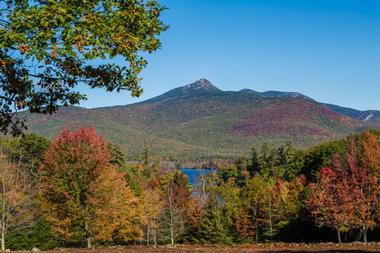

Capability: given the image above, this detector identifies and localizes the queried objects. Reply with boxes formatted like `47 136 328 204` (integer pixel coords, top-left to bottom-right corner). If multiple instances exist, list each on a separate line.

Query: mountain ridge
23 79 379 159
93 79 380 122
87 78 379 120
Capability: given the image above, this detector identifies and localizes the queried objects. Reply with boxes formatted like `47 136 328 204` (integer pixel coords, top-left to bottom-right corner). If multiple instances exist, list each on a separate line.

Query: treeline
1 128 380 250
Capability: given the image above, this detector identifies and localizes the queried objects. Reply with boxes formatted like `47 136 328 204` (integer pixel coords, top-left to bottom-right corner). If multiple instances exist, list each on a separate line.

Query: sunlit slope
25 79 372 159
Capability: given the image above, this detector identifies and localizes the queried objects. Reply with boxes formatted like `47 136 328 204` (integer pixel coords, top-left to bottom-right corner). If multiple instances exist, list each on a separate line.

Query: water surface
181 168 215 185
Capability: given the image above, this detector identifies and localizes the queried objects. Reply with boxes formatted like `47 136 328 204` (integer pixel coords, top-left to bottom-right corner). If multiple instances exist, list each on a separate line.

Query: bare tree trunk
146 226 150 246
363 229 368 243
200 174 208 207
168 187 174 246
268 196 273 239
153 228 157 248
87 238 92 249
170 223 174 246
85 222 92 248
255 219 259 243
255 200 259 243
336 229 341 244
1 231 5 252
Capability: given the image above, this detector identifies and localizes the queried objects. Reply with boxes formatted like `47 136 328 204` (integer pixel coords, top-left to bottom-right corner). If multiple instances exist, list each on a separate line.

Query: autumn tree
39 128 143 248
346 138 379 242
142 188 163 247
88 165 145 244
0 152 34 251
0 0 167 135
183 197 204 243
362 130 380 176
307 163 354 243
159 170 192 245
272 175 306 231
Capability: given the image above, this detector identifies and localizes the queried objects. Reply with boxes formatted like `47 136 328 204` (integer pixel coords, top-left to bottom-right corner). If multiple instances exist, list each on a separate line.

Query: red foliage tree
307 160 354 243
308 136 380 243
39 128 143 247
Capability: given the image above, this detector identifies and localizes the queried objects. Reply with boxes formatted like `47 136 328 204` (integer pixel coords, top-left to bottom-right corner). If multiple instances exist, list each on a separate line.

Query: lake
181 168 215 185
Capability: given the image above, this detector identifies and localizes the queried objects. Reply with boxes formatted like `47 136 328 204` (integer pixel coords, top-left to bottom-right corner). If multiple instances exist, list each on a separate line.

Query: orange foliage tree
38 128 143 248
347 138 379 242
362 130 380 175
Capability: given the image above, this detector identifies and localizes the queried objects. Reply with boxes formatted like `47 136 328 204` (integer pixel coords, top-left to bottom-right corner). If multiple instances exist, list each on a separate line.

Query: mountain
22 79 377 159
144 78 223 103
322 103 380 123
239 89 380 122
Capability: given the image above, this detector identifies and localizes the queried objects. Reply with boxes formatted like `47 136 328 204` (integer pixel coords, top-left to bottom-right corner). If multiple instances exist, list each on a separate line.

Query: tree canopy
38 128 144 247
0 0 167 135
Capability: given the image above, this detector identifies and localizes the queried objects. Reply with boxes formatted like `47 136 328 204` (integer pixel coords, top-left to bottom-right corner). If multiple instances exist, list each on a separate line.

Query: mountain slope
237 89 380 123
323 103 380 123
23 79 375 159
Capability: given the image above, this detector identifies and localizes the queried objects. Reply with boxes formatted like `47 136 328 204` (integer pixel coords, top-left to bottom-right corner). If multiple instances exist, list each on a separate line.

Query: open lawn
24 244 380 253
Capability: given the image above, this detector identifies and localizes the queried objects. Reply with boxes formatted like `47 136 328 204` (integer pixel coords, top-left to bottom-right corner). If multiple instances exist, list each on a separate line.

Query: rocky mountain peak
185 78 220 92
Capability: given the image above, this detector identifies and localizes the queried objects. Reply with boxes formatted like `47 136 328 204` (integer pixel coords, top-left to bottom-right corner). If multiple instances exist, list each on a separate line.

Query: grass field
24 244 380 253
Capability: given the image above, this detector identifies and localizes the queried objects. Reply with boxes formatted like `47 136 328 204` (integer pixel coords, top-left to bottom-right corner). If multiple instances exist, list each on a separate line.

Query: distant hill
22 79 378 159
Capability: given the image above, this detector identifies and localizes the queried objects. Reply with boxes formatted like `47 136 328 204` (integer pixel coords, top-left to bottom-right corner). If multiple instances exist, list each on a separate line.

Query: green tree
108 143 126 169
3 134 50 176
276 143 304 180
200 192 232 244
302 140 346 181
0 0 167 135
247 147 260 176
242 175 271 242
6 217 61 251
218 178 241 240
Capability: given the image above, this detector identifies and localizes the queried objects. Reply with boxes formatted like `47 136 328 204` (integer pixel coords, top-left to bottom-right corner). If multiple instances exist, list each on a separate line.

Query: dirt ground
24 243 380 253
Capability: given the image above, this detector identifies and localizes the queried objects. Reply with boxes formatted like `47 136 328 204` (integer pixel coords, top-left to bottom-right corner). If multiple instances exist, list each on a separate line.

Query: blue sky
80 0 380 110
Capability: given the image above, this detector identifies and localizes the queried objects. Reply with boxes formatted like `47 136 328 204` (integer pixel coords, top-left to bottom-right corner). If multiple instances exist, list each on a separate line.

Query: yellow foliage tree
88 166 145 243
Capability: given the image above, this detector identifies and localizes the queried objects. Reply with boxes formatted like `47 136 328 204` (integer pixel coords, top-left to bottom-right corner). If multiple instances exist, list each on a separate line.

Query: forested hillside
23 79 377 159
